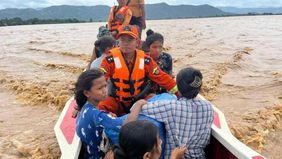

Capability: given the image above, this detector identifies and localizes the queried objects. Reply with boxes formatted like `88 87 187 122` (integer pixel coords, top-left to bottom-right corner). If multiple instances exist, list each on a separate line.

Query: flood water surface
0 16 281 158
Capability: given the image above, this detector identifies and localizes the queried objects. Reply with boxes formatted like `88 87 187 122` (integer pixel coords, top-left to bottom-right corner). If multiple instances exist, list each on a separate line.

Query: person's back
141 67 214 158
142 97 213 158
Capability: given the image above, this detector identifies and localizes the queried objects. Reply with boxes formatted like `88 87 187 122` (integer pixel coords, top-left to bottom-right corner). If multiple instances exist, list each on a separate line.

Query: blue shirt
76 97 169 159
76 102 123 159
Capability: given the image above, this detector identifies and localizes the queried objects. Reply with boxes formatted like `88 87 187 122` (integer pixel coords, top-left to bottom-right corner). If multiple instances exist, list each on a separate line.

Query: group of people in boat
73 0 214 158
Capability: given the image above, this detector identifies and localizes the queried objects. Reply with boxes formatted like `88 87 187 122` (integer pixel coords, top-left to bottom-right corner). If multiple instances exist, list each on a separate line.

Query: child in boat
74 36 115 118
113 120 186 159
142 29 173 94
141 67 214 158
89 36 116 69
142 29 172 75
75 69 147 158
87 26 112 70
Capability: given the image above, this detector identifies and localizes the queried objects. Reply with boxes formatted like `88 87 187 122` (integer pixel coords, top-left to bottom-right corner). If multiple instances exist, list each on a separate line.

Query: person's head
74 69 108 109
144 29 164 60
95 36 116 54
117 25 139 54
176 67 203 99
114 121 162 159
117 0 126 6
97 26 111 40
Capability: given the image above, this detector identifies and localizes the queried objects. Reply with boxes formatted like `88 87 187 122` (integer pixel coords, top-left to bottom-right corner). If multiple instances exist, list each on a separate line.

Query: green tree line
0 17 86 26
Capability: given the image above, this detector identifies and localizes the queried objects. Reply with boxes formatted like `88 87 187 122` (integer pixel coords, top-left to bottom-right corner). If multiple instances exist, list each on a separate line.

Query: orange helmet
117 25 139 39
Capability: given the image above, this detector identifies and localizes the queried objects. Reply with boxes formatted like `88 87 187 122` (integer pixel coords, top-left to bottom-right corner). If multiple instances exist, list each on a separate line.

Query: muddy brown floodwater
0 16 281 158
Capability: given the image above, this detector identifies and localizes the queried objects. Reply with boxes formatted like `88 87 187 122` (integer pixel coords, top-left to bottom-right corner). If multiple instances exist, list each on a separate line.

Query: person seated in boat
87 26 112 70
141 67 214 159
112 120 186 159
90 36 116 69
98 25 178 116
142 29 173 95
75 69 147 158
108 0 132 39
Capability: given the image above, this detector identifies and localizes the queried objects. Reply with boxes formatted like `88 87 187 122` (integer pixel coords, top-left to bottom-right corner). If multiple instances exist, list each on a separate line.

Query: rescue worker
108 0 132 39
98 25 178 116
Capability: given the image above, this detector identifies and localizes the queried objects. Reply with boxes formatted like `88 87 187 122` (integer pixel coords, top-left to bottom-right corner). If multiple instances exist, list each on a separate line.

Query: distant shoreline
1 13 281 27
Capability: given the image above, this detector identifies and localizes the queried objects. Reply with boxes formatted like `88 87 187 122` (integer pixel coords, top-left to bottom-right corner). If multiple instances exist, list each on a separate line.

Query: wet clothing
108 6 132 32
141 96 214 159
99 48 178 116
126 0 145 30
129 16 143 30
76 102 123 159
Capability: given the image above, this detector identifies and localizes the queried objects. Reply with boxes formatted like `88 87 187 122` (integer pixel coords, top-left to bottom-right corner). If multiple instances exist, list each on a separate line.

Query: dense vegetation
0 17 85 26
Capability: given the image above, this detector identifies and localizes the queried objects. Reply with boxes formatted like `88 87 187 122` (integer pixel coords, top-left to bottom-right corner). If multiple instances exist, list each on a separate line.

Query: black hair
74 69 104 110
113 120 159 159
145 29 164 47
142 29 164 52
146 29 154 37
176 67 203 99
94 36 116 53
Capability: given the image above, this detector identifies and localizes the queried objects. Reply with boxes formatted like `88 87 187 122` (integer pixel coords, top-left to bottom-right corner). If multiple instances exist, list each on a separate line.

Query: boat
54 94 266 159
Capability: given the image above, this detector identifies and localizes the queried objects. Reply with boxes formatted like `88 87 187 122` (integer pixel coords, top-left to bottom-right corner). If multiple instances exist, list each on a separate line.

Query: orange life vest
111 48 145 102
109 6 129 31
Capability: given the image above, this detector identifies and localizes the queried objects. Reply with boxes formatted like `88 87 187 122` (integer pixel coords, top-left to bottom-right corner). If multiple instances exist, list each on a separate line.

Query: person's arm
140 1 146 29
86 47 98 70
95 100 147 130
145 56 178 95
123 99 147 125
122 8 132 27
107 7 113 30
141 100 173 122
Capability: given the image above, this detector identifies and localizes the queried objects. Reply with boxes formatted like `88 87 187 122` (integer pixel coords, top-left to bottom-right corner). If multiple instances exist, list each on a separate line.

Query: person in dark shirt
142 29 173 94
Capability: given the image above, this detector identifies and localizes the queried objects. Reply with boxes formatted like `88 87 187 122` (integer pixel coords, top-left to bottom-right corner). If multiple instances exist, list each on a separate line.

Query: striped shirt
141 97 214 159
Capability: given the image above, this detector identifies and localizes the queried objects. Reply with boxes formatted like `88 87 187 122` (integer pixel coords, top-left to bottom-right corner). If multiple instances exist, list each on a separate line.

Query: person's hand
134 99 147 107
142 20 146 30
123 99 147 125
104 150 114 159
108 112 117 118
170 146 187 159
